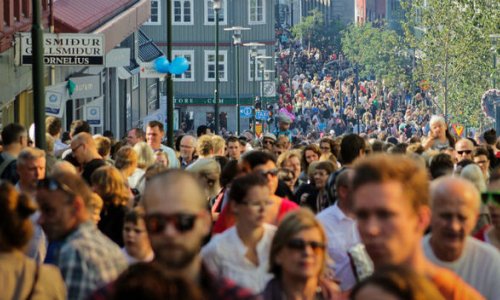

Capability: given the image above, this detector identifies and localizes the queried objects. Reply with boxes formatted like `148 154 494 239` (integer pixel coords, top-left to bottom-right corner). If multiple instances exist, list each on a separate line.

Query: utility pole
32 0 46 149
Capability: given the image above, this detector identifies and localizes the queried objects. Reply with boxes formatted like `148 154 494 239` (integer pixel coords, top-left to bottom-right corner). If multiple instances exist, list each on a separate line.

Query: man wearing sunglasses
423 177 500 300
142 170 256 299
455 138 474 163
36 173 127 300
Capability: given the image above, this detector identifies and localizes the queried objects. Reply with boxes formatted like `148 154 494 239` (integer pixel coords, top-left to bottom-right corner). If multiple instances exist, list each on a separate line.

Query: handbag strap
26 263 40 300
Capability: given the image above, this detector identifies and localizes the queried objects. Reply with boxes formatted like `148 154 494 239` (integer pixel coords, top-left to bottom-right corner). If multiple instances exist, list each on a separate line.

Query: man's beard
155 244 199 270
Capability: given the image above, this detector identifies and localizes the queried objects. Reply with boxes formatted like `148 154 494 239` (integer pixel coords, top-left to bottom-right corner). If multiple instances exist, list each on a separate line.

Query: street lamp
225 26 250 135
256 55 272 98
243 42 265 136
213 0 222 134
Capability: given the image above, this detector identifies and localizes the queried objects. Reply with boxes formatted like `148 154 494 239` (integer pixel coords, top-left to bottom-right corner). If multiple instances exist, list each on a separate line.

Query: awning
121 30 163 77
54 0 151 53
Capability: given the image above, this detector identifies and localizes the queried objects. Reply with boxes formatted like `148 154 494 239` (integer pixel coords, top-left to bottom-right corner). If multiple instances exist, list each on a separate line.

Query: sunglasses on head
457 150 472 155
480 192 500 206
259 168 279 177
286 238 325 252
145 213 202 234
37 178 75 196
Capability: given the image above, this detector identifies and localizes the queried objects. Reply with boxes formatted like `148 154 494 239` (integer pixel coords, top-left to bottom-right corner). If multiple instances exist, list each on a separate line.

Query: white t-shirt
317 203 362 291
201 224 276 293
423 235 500 300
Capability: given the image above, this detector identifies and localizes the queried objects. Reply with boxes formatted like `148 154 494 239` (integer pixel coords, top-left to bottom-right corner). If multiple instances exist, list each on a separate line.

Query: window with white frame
205 0 227 25
248 49 266 81
248 0 265 24
172 50 194 81
144 0 161 25
173 0 193 25
204 50 227 82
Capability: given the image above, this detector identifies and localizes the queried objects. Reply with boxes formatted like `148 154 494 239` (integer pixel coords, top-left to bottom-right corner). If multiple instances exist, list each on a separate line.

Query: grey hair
429 115 446 126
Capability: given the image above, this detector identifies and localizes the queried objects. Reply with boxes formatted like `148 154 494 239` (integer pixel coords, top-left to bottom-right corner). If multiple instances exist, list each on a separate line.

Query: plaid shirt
56 221 127 300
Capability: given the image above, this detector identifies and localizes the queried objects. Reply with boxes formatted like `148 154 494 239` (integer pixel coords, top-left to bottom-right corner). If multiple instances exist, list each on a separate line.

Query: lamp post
263 69 275 133
490 34 499 133
213 0 221 134
256 55 272 98
243 42 265 137
225 26 250 135
31 0 46 150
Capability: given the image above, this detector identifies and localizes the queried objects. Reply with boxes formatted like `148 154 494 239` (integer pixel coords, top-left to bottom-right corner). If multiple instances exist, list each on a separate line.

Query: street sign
19 33 105 66
255 110 269 121
86 106 101 126
240 106 253 118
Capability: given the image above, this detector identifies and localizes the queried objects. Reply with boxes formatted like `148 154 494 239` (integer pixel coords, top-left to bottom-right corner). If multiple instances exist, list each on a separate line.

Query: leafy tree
291 9 324 51
341 23 411 89
402 0 499 127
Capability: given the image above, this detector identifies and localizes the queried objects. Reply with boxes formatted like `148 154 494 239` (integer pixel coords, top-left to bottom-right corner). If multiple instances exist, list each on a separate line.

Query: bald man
141 170 256 299
454 138 474 162
423 177 500 299
71 132 105 184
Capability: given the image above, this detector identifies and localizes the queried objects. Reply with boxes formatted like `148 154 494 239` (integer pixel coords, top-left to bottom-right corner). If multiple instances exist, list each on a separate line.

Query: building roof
54 0 137 33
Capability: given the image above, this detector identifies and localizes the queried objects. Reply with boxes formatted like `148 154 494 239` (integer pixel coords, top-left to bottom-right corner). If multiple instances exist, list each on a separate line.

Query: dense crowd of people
0 113 499 300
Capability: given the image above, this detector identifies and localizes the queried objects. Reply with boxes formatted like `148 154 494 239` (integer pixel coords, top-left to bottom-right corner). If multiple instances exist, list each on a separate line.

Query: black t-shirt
0 152 19 184
82 159 106 185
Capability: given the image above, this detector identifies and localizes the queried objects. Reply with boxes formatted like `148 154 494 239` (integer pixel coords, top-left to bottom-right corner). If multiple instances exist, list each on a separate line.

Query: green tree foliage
402 0 499 127
290 10 345 52
341 23 411 89
291 9 324 50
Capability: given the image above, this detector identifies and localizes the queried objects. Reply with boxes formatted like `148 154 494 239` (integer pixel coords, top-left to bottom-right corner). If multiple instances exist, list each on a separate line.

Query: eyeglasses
145 212 202 234
263 140 275 145
71 143 83 153
286 238 325 252
457 150 472 155
37 178 75 197
259 168 279 177
240 200 274 209
480 192 500 206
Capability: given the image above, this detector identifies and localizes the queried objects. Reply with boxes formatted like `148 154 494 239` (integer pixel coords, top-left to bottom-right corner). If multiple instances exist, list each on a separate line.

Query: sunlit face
313 169 330 190
123 220 152 260
144 177 210 270
146 126 163 149
430 122 445 138
473 155 489 178
254 161 279 195
455 141 474 162
127 129 141 146
320 142 331 155
430 194 478 261
283 156 301 181
353 182 424 268
305 150 320 164
233 185 271 228
275 227 325 280
18 157 46 187
179 137 196 160
227 141 240 160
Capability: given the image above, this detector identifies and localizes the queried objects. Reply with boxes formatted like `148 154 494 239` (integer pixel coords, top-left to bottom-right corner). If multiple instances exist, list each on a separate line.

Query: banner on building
19 33 105 66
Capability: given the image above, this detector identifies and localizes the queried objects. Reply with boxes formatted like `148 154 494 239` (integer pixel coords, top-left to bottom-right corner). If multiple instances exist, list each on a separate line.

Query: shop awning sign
19 33 105 66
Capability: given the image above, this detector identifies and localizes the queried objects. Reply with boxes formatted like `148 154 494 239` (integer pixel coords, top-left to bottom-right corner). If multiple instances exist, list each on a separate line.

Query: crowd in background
0 113 499 299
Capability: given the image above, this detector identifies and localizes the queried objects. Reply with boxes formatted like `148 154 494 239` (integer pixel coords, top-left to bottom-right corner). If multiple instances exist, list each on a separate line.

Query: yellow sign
255 123 263 137
453 124 464 137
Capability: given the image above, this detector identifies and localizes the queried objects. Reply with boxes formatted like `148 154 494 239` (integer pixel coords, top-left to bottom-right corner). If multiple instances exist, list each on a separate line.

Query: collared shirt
202 224 276 293
317 203 361 291
56 221 127 300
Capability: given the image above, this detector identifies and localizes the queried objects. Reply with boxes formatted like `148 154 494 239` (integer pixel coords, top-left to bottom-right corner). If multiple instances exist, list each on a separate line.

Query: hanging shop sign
19 33 105 66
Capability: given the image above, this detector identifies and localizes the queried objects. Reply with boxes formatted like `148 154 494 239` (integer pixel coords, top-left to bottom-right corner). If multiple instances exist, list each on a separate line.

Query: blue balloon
154 56 170 73
169 56 189 75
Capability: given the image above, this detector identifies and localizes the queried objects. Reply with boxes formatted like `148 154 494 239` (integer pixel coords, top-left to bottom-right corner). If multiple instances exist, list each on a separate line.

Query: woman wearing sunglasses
202 173 276 293
263 209 341 300
475 185 500 250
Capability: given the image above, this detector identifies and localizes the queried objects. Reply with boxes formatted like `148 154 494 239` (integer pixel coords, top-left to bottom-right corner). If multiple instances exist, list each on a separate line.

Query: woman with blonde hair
133 142 156 170
0 181 66 299
115 146 145 194
91 166 132 246
263 208 340 299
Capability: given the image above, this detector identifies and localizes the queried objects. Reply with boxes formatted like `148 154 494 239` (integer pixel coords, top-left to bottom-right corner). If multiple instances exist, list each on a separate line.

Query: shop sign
19 33 105 66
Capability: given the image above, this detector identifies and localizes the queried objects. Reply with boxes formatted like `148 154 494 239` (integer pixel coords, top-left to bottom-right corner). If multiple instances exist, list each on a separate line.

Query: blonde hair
211 135 226 155
269 209 328 278
197 135 214 157
133 142 156 169
277 150 301 168
90 166 131 206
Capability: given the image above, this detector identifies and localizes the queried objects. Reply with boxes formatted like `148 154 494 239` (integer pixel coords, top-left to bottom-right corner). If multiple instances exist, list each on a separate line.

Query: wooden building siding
141 0 275 101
